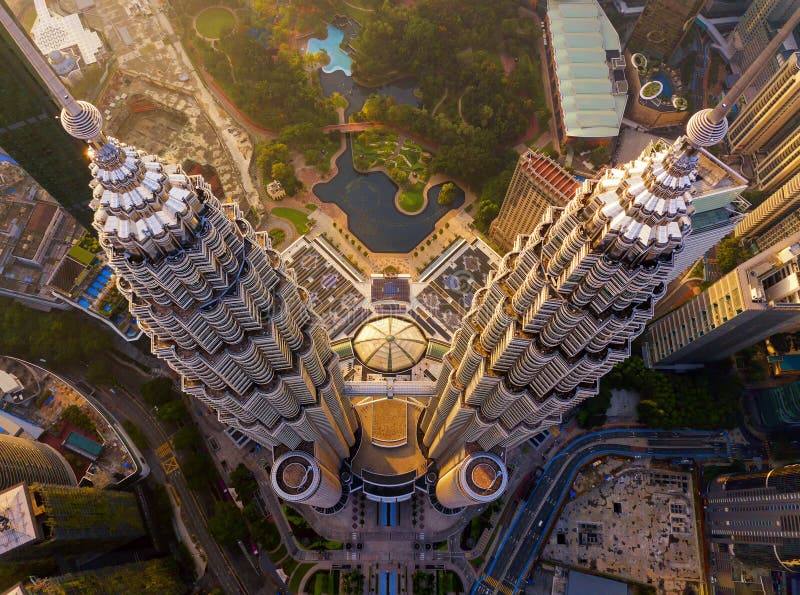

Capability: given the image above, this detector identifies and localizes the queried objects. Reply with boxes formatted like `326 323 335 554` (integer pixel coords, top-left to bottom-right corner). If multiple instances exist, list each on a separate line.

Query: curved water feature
306 25 352 75
314 139 464 253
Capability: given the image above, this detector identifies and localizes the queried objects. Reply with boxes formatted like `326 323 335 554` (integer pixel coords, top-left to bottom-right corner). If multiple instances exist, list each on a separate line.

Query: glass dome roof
352 316 427 373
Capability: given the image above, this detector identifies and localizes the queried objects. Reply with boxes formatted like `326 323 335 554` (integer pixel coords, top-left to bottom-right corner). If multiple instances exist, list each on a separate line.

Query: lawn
268 227 286 248
195 7 236 39
398 182 425 214
271 207 310 234
289 563 315 594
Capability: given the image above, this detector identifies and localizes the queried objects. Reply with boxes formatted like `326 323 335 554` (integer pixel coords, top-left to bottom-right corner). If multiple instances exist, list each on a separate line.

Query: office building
0 1 92 227
736 171 800 243
489 151 579 251
0 482 145 561
644 230 800 368
728 52 800 155
729 0 800 100
421 104 739 506
546 0 628 140
707 465 800 571
635 140 749 282
756 125 800 193
626 0 705 60
0 435 77 490
26 57 358 506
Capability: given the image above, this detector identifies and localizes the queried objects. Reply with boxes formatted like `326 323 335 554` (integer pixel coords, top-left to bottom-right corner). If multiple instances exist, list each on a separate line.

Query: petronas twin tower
57 92 725 509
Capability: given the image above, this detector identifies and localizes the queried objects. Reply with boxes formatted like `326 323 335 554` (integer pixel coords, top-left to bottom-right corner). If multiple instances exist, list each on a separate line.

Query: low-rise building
546 0 628 142
266 179 286 200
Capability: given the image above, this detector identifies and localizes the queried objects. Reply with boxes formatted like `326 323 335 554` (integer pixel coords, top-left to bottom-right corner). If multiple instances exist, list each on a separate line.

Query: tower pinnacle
685 7 800 148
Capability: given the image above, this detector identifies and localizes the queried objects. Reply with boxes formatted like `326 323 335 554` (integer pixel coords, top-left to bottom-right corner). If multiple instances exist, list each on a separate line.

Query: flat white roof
0 484 39 557
32 0 103 65
0 371 22 396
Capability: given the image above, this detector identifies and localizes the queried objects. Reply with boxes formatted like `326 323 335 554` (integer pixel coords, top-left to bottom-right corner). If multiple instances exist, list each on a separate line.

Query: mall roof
547 0 628 138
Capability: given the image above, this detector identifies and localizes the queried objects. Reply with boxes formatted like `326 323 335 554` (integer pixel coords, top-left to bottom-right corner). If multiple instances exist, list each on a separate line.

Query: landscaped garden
195 6 236 40
352 129 432 214
268 227 286 247
271 207 311 234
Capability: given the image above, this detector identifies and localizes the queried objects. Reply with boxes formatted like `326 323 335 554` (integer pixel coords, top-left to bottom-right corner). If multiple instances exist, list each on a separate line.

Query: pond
319 71 421 119
313 138 464 253
306 24 352 76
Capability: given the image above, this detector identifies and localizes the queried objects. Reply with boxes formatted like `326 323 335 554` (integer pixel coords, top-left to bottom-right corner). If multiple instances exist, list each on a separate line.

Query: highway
472 429 731 595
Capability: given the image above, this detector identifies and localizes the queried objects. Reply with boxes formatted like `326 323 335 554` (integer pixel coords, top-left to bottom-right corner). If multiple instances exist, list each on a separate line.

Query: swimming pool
306 24 352 76
78 297 91 307
652 71 673 97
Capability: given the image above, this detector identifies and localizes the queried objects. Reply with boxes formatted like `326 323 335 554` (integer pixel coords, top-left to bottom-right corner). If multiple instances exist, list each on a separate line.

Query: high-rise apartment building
644 230 800 368
707 465 800 571
489 151 579 251
730 0 800 100
0 482 145 561
0 435 77 490
626 0 705 60
757 124 800 192
728 52 800 155
736 171 800 242
0 0 92 228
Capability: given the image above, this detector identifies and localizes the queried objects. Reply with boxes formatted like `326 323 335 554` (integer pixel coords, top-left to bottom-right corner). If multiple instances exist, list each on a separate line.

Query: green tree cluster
437 182 457 205
0 298 112 365
716 237 749 274
605 357 741 429
208 501 249 546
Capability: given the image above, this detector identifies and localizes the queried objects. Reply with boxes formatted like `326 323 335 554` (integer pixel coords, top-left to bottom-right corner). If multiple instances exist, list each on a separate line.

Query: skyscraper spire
421 7 800 509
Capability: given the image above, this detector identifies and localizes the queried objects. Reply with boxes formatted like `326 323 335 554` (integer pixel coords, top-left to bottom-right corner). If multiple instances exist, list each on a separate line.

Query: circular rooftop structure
271 451 321 503
352 316 426 373
460 453 508 503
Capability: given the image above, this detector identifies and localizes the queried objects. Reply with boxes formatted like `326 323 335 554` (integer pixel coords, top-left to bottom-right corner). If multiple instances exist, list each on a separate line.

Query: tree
156 400 189 425
589 146 610 167
208 502 249 546
437 182 457 205
717 237 749 274
230 463 258 503
87 358 115 386
172 426 200 451
141 377 178 407
389 166 407 185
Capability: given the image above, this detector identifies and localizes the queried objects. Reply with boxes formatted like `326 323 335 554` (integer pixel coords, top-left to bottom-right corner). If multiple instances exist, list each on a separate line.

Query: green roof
65 431 103 457
67 244 96 266
547 0 627 137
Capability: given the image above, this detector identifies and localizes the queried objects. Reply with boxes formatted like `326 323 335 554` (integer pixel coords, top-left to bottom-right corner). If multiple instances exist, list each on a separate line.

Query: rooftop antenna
0 2 104 145
685 7 800 148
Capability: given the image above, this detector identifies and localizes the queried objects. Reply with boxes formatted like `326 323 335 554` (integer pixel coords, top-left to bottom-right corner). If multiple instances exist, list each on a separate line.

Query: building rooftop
0 483 39 557
353 316 427 374
31 0 103 65
547 0 628 138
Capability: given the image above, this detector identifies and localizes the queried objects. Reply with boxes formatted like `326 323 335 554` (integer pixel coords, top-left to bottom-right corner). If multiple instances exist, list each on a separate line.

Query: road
55 362 273 595
472 429 732 595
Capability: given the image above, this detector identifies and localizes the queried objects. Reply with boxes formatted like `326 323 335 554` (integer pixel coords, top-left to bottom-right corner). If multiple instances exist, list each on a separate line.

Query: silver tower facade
422 139 694 508
53 99 358 507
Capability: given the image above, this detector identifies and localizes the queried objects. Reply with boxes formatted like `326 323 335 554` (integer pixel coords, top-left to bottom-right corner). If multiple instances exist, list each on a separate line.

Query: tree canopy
605 357 741 429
